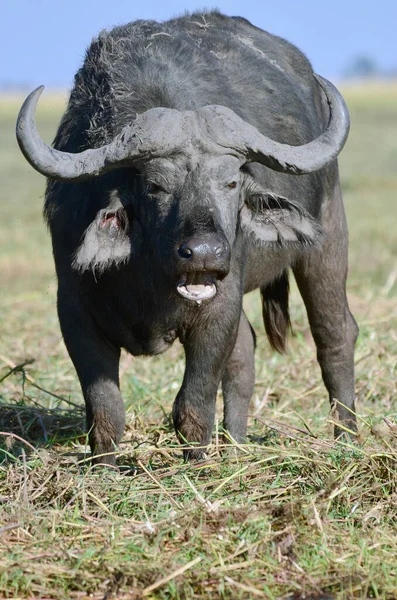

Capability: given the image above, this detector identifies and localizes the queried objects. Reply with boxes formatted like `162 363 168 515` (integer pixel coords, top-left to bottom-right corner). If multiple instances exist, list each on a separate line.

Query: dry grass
0 83 397 599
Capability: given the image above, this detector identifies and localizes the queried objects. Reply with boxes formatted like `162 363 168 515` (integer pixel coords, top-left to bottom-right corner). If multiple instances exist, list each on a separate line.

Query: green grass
0 83 396 599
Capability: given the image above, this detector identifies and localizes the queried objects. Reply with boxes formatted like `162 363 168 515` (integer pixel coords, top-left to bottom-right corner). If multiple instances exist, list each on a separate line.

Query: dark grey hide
19 12 358 464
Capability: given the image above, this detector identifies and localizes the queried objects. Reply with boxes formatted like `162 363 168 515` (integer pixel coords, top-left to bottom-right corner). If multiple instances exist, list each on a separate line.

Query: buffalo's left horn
201 75 350 175
16 86 185 182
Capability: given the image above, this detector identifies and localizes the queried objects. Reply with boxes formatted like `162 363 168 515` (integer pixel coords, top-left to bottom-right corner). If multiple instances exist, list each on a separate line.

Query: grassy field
0 83 396 599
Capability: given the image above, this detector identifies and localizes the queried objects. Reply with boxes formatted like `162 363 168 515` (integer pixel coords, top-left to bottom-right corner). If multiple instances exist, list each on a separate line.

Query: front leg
58 286 125 466
173 299 241 459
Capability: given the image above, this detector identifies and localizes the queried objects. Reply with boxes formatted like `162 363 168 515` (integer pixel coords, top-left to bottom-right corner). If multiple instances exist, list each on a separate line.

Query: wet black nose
177 235 230 274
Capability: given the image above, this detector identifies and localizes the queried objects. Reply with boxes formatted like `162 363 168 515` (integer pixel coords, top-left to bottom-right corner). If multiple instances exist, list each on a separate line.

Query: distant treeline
344 56 397 79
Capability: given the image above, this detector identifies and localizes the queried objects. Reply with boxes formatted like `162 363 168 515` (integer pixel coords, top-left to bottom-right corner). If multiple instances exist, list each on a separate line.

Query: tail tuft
261 270 291 353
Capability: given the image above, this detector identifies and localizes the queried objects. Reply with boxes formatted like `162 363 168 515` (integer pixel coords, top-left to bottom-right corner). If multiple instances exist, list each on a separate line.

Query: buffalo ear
72 207 131 274
240 190 322 248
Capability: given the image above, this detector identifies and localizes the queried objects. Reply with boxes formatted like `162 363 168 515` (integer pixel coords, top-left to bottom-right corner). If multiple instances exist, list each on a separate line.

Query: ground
0 83 396 599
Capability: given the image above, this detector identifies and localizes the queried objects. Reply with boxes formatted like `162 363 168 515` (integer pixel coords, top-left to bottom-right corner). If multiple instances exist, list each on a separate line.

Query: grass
0 81 396 599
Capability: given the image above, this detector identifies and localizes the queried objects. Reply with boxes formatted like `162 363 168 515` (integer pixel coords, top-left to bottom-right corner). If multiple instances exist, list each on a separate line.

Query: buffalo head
16 76 349 303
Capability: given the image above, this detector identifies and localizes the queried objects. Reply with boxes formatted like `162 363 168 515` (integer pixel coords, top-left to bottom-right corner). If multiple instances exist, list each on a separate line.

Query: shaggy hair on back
50 11 319 152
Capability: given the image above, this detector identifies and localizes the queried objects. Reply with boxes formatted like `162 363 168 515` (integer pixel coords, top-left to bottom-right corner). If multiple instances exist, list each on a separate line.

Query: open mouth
177 272 217 304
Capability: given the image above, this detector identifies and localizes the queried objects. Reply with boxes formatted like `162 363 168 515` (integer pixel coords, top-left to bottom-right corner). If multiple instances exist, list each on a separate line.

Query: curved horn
201 75 350 175
16 87 186 182
17 76 349 181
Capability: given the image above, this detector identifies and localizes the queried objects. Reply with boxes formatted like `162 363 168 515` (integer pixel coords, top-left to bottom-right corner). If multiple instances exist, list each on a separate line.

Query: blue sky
2 0 396 88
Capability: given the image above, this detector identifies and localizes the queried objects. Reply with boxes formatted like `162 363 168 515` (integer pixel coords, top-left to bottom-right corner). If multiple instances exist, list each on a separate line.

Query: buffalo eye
227 181 238 189
147 182 167 195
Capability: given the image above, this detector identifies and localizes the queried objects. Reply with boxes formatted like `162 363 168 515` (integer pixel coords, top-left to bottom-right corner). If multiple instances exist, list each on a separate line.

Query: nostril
178 244 193 259
215 246 223 258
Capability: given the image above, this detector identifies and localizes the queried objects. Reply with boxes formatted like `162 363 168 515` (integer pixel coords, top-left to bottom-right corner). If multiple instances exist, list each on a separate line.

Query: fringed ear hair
240 187 323 249
73 191 132 274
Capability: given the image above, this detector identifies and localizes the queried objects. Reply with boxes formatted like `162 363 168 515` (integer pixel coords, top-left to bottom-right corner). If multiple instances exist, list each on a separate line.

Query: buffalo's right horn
16 86 186 182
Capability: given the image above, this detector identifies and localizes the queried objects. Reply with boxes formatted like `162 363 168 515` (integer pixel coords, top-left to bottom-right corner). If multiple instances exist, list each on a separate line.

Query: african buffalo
16 11 358 464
